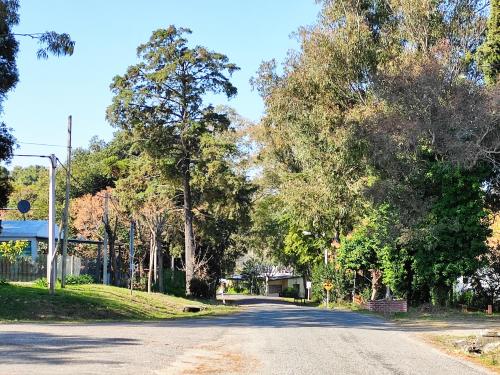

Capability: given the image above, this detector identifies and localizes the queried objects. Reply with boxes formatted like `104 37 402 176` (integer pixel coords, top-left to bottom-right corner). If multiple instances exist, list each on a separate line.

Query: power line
55 158 120 210
17 141 66 148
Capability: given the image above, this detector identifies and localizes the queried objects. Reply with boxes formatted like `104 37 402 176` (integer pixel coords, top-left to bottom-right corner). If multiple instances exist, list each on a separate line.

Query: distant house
227 272 306 297
0 220 62 260
266 274 305 297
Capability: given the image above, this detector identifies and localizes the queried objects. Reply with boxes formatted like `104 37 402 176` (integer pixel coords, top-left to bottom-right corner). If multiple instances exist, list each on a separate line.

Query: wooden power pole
47 154 57 294
61 115 72 288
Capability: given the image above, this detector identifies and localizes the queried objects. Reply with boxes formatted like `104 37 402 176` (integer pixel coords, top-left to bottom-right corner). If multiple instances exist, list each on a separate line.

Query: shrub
163 269 186 296
280 287 298 298
189 277 212 299
0 278 8 286
65 274 94 285
34 278 48 288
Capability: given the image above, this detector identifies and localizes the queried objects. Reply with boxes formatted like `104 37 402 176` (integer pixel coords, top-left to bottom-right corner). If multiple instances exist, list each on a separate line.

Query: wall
366 299 407 313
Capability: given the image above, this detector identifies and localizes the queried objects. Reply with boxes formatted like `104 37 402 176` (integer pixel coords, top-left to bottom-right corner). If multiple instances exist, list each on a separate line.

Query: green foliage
476 0 500 84
311 263 350 303
64 274 94 285
413 164 491 304
337 204 408 297
33 277 48 288
163 269 186 297
107 25 241 294
0 240 28 262
241 258 264 294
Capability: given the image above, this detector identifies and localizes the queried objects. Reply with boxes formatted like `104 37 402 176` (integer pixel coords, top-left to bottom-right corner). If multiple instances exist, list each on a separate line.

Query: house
0 220 62 259
267 274 305 297
227 272 306 297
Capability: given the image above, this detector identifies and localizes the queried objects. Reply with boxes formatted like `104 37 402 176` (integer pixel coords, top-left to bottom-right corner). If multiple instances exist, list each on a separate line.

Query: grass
0 282 235 322
390 306 500 324
426 334 500 374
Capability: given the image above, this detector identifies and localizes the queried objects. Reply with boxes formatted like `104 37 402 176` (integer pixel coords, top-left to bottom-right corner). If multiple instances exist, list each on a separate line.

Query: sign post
306 281 312 301
323 281 333 309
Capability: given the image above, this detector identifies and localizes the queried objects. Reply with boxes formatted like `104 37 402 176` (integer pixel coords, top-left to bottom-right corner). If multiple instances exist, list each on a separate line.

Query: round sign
17 200 31 214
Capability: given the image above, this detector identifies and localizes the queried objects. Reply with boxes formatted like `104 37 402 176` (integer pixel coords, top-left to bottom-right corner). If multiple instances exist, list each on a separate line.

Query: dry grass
425 334 500 374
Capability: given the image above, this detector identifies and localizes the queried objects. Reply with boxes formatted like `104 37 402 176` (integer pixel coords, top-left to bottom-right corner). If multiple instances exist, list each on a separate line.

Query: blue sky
4 0 320 168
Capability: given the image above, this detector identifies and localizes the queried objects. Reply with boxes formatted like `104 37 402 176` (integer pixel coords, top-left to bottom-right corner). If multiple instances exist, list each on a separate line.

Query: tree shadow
0 331 139 365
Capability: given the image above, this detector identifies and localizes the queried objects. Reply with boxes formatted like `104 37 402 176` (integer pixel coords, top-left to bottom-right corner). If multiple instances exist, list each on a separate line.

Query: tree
0 0 74 206
337 204 406 300
0 240 28 262
477 0 500 84
107 26 239 294
413 164 491 305
253 0 496 306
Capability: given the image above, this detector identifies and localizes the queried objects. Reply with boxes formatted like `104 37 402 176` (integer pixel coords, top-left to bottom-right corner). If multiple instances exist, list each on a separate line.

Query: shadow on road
0 332 139 365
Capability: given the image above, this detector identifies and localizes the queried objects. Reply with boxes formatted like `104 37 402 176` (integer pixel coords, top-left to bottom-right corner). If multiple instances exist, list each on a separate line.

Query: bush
164 269 186 296
311 263 351 302
65 274 94 285
280 287 298 298
0 278 8 286
34 278 48 288
189 277 212 299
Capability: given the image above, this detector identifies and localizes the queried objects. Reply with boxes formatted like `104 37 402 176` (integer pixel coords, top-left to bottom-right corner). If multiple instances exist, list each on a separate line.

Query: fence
0 255 87 282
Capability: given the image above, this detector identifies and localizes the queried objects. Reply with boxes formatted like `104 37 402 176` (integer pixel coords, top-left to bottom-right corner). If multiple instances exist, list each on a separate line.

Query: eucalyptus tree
107 26 239 293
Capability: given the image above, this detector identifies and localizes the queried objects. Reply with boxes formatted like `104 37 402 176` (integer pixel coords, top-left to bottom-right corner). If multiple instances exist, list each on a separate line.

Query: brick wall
366 299 407 313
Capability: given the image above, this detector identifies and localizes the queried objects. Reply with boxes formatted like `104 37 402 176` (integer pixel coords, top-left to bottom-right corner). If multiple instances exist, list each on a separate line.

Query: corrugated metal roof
0 220 62 240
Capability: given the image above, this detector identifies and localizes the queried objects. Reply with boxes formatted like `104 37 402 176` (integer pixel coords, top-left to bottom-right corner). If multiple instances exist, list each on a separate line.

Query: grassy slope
0 282 235 321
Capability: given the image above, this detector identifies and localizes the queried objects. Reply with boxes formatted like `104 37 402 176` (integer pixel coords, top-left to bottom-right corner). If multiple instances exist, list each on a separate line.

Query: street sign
323 282 333 291
306 281 312 289
17 200 30 214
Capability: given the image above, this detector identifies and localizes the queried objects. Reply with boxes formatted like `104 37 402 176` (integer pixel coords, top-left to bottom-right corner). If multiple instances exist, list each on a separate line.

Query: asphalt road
0 296 492 375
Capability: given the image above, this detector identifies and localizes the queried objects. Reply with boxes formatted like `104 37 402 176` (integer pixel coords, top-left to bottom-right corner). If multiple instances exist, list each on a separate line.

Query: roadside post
323 281 333 309
306 281 312 301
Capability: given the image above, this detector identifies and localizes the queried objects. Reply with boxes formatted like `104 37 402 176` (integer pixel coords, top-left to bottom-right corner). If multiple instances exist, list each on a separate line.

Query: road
0 296 492 375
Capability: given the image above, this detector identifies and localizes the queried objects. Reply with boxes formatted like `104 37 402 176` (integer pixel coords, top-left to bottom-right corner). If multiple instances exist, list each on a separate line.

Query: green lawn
0 282 235 322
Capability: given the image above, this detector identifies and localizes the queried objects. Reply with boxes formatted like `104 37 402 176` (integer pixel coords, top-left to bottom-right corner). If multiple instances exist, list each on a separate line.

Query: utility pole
129 220 135 295
61 115 72 288
102 192 109 285
47 154 57 294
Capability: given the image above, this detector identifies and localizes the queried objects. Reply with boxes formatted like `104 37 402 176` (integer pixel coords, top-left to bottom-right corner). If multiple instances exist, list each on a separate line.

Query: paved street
0 296 492 375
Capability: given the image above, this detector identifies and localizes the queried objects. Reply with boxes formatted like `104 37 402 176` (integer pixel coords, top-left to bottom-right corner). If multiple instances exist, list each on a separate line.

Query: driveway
0 296 492 375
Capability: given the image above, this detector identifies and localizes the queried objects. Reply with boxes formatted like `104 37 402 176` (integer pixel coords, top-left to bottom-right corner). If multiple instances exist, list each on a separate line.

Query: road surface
0 296 492 375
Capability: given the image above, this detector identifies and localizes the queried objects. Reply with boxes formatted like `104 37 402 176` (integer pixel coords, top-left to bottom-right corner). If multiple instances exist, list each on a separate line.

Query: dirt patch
421 333 500 374
157 335 260 375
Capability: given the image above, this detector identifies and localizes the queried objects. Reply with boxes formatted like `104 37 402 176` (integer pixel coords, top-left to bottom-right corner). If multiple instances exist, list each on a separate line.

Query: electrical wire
18 141 66 148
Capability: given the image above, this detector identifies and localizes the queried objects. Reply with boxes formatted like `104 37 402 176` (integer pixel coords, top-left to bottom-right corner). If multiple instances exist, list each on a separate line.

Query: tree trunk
158 238 164 293
370 269 382 300
170 254 175 282
182 168 195 295
153 238 157 283
148 237 154 293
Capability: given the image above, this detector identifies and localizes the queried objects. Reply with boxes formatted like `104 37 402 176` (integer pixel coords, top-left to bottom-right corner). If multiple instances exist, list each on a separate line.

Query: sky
4 0 320 168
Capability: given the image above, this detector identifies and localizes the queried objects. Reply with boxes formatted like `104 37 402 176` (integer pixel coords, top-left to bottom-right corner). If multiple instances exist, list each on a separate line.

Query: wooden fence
0 256 46 281
0 255 87 282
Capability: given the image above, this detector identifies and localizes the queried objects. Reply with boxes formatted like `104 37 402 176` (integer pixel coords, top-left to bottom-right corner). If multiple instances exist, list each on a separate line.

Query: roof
227 273 301 281
0 220 62 240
